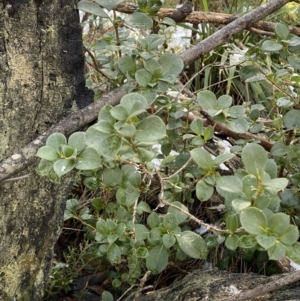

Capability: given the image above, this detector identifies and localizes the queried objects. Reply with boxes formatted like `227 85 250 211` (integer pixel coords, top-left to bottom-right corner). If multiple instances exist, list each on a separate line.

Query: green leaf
46 133 67 150
288 56 300 69
190 148 214 173
268 242 286 260
256 234 276 250
203 125 214 141
286 242 300 264
217 95 232 109
197 90 217 110
128 171 141 188
148 228 162 245
158 53 184 76
136 201 152 214
225 234 239 251
227 105 245 118
162 234 176 248
196 179 214 201
283 110 300 129
240 207 267 235
135 69 152 87
107 243 121 263
216 176 243 201
75 147 101 170
280 189 300 208
263 178 288 194
268 213 290 235
103 168 123 187
118 56 136 74
190 119 203 136
53 159 75 177
125 12 153 30
176 231 207 259
77 1 109 17
144 58 161 75
261 40 283 52
135 224 149 240
213 153 234 166
239 65 259 81
98 135 122 158
242 174 258 197
101 291 114 301
278 225 299 245
167 201 189 224
95 0 125 10
163 213 179 231
275 23 289 40
241 143 268 177
238 235 257 249
68 132 86 152
146 244 168 274
225 118 249 133
271 143 288 157
36 146 59 161
147 212 160 229
134 116 166 143
265 159 277 179
232 199 251 212
120 92 148 115
110 105 129 121
226 214 239 233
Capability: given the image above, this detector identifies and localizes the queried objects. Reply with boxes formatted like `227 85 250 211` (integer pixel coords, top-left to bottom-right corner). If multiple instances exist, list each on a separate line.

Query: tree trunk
0 1 92 300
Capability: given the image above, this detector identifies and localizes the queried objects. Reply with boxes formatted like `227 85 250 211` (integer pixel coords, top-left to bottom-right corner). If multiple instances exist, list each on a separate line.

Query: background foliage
41 0 300 300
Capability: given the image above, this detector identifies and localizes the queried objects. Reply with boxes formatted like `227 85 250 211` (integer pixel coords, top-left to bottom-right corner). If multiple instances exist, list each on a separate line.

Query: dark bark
0 1 93 300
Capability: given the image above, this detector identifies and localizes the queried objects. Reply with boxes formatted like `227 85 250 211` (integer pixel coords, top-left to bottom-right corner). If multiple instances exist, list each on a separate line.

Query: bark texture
0 1 92 300
137 269 300 301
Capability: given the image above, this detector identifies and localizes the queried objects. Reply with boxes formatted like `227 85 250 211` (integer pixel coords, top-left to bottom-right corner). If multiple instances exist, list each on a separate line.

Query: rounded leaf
240 207 267 235
68 132 86 152
158 53 184 76
146 245 168 274
134 116 166 143
53 159 75 177
46 133 67 150
176 231 207 259
36 146 59 161
125 12 153 30
261 40 283 52
283 110 300 129
196 179 214 201
75 147 101 170
241 143 268 177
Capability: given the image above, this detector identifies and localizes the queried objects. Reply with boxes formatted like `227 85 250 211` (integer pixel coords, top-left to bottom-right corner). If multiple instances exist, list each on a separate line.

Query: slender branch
219 270 300 301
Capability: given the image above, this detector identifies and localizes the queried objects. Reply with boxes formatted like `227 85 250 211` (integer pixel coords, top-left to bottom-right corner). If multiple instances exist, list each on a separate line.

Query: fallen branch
116 1 300 37
219 270 300 301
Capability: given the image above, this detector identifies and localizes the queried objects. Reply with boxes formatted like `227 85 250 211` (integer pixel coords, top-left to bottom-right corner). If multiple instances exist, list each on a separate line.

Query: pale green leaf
134 116 166 143
36 146 59 161
240 207 267 235
77 0 109 17
256 234 276 250
75 147 101 170
125 12 153 30
241 143 268 177
176 231 207 259
146 245 168 274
